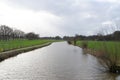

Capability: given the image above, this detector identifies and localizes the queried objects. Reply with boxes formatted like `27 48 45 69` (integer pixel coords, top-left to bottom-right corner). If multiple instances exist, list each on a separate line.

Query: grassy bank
77 41 120 54
0 42 51 61
0 39 56 52
0 39 58 61
77 41 120 55
76 40 120 73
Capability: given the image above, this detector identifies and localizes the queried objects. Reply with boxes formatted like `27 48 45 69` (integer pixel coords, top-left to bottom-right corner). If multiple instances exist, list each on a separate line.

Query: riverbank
0 39 55 52
76 41 120 57
75 40 120 73
0 42 52 61
0 39 59 61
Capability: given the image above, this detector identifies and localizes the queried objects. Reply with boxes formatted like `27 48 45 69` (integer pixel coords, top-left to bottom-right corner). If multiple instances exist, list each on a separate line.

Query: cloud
0 0 120 36
96 0 120 3
102 21 113 25
0 1 65 37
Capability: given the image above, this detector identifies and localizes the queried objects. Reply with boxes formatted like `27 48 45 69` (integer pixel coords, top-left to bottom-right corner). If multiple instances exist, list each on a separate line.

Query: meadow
0 39 55 52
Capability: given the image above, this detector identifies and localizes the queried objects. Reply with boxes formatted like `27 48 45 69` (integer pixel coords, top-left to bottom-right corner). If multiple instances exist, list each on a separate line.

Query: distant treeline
40 30 120 41
0 25 39 40
63 31 120 41
40 36 62 40
0 25 63 40
1 25 119 41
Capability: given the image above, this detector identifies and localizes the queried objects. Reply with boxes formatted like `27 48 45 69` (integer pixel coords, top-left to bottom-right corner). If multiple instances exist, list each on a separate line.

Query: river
0 42 119 80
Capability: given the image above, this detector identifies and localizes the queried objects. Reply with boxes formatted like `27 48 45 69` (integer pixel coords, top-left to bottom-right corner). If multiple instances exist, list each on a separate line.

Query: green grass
77 41 120 54
0 39 56 52
76 40 120 73
77 40 120 65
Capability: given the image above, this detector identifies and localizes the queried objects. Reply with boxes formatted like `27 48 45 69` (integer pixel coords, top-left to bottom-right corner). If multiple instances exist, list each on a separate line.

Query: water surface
0 42 119 80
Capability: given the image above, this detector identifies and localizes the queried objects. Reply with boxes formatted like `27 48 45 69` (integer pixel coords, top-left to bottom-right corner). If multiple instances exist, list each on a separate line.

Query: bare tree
13 29 25 39
0 25 13 40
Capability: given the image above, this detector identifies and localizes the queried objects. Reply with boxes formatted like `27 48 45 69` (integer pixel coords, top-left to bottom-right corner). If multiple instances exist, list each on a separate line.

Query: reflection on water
0 42 119 80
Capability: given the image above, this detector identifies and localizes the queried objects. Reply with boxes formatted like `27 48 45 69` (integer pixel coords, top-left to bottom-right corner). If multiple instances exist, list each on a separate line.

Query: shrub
81 41 88 49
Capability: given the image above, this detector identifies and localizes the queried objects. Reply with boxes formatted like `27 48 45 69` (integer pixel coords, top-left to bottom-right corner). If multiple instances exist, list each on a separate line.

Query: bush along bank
0 42 51 62
76 41 120 74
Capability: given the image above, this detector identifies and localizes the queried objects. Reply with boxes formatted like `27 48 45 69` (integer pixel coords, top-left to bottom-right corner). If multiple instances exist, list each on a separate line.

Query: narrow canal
0 42 119 80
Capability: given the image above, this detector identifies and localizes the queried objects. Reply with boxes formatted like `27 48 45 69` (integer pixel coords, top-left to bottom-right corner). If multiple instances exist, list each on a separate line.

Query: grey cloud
5 0 78 15
3 0 120 36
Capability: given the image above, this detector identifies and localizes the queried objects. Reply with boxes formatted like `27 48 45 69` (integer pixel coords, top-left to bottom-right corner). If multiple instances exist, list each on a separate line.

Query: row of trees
74 30 120 41
40 36 62 40
0 25 40 40
62 30 120 41
0 25 64 40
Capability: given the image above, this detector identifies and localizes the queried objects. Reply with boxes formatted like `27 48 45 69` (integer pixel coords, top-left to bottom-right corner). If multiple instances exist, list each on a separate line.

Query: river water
0 42 119 80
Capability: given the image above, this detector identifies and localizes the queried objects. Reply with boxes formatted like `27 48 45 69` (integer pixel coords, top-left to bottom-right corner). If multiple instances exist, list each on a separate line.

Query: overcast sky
0 0 120 37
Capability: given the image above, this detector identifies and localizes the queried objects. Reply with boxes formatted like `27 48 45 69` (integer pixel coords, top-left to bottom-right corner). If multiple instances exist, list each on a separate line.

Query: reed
76 41 120 73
